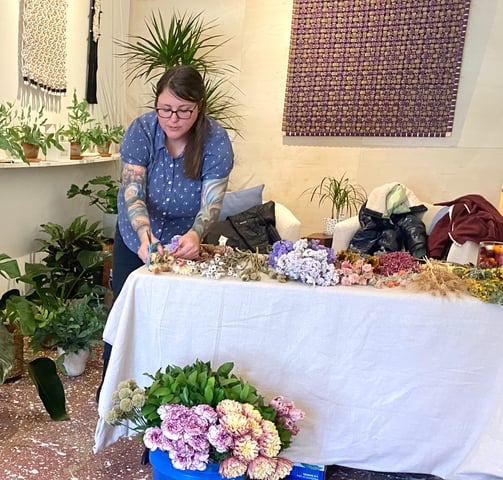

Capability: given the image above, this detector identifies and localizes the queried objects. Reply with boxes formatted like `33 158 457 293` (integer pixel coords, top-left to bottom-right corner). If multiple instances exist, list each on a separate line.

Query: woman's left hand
171 230 200 260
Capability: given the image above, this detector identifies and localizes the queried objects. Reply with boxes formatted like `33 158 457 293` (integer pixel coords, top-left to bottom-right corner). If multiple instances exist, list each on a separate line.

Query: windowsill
0 153 120 169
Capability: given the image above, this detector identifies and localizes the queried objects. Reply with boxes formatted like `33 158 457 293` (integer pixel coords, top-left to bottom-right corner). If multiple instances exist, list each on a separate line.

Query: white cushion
273 202 301 241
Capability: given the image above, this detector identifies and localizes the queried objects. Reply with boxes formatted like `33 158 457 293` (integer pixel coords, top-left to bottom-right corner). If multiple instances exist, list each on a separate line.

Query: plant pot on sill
70 141 83 160
22 143 41 163
57 347 89 376
97 141 112 157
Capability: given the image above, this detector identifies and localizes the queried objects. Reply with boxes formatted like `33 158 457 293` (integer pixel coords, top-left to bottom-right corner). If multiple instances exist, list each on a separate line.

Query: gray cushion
218 184 264 221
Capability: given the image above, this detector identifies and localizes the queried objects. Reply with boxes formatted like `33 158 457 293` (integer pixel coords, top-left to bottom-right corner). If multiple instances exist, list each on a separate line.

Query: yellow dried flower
220 412 250 436
220 457 248 478
247 456 276 479
233 434 259 462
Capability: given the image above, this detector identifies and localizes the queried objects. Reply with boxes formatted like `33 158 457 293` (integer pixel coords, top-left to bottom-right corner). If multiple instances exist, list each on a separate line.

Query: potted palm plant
304 173 367 235
8 105 64 162
62 90 94 159
115 11 240 133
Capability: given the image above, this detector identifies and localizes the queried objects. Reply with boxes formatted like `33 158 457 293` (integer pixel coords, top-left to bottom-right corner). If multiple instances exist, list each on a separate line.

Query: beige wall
127 0 503 235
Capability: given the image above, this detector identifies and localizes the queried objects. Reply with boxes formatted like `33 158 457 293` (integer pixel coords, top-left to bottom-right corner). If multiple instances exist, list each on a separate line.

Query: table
94 267 503 480
305 232 333 248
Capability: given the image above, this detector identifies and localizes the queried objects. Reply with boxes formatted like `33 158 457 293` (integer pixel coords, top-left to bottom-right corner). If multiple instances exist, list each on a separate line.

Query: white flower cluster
194 253 239 280
275 239 339 286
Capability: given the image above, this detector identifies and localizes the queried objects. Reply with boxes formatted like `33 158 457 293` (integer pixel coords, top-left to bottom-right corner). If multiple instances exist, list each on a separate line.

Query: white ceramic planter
103 213 118 239
323 217 338 235
57 347 90 376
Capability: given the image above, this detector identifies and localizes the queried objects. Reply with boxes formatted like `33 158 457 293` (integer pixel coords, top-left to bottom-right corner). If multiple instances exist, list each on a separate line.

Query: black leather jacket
348 202 428 259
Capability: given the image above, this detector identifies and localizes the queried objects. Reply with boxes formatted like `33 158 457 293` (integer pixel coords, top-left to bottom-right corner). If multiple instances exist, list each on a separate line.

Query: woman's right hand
137 231 164 264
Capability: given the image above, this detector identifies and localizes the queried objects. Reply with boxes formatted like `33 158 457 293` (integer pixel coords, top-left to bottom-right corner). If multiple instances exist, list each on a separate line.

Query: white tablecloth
94 267 503 480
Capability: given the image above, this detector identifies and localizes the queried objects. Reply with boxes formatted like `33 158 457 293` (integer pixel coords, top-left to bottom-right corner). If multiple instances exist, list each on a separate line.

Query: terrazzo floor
0 344 443 480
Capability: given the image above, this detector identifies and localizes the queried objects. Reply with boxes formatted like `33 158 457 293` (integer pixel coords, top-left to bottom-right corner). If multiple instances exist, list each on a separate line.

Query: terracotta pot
97 141 112 157
70 142 82 160
22 143 41 162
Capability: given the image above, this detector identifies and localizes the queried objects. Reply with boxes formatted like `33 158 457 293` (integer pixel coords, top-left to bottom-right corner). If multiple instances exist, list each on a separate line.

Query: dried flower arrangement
406 259 469 297
144 237 503 307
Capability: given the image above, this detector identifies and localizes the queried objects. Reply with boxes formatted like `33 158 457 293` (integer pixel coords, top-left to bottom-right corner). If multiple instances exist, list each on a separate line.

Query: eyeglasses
155 107 195 120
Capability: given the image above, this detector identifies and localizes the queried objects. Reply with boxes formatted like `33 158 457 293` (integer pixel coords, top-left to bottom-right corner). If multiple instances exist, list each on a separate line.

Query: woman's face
156 88 199 142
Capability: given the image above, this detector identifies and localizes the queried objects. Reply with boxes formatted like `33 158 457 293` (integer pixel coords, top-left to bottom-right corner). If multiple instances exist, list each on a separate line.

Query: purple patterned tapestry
283 0 471 137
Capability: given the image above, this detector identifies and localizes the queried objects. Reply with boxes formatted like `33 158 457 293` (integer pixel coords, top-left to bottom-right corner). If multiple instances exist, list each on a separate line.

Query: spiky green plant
304 173 367 220
115 11 240 133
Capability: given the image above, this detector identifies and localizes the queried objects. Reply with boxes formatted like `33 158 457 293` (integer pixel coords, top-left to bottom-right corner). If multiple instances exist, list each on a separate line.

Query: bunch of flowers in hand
106 360 304 480
267 239 338 286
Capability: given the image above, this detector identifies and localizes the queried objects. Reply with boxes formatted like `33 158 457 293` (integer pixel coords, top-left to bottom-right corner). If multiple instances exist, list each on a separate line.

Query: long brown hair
155 65 207 180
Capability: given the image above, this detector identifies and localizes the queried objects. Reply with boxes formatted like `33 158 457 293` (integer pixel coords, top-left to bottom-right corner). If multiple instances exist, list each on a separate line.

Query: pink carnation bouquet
106 361 304 480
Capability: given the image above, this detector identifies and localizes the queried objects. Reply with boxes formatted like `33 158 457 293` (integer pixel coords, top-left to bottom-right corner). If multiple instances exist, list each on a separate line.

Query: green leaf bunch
67 175 120 214
141 360 265 425
62 90 94 151
29 295 107 356
0 102 27 162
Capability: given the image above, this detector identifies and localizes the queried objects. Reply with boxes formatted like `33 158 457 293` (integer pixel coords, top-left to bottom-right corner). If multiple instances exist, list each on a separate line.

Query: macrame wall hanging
21 0 67 95
86 0 102 104
283 1 471 137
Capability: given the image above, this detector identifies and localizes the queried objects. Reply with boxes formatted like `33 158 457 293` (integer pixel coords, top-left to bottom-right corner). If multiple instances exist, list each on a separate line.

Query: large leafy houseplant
0 265 68 421
67 175 119 214
29 294 107 374
106 360 304 479
115 11 240 133
1 216 110 339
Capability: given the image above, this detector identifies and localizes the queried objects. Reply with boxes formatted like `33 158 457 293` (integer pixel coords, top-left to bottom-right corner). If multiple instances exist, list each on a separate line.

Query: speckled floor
0 344 150 480
0 344 443 480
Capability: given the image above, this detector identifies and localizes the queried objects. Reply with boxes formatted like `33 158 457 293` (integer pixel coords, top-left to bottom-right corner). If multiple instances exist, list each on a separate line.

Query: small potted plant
66 175 120 238
61 90 94 159
89 120 125 156
304 173 367 235
105 360 304 479
0 102 26 162
29 295 107 376
8 105 64 162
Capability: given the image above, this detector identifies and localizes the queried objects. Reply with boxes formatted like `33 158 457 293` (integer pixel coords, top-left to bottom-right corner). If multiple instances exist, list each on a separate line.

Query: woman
98 65 234 400
114 64 234 297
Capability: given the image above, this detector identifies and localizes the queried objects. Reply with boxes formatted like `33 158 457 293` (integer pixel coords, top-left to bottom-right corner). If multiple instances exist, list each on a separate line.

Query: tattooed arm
122 163 162 262
172 176 229 259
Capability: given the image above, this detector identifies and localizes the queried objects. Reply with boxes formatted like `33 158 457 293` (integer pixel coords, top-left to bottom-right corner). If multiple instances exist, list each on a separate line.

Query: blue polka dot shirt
118 111 234 252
